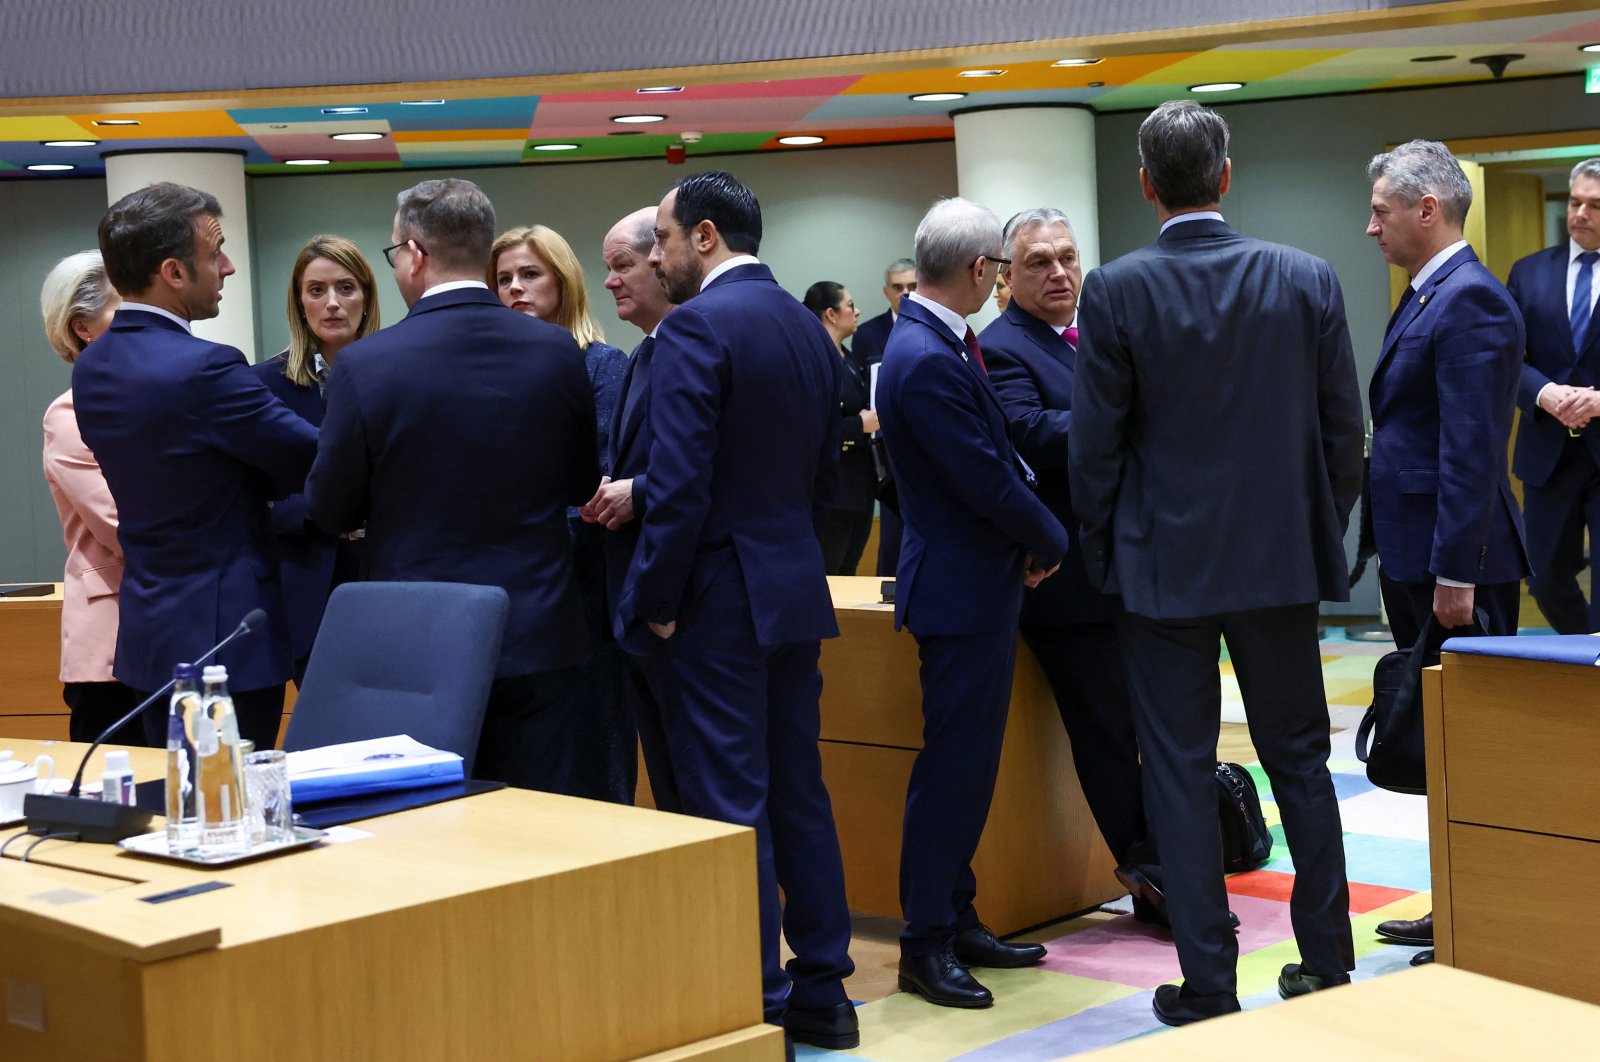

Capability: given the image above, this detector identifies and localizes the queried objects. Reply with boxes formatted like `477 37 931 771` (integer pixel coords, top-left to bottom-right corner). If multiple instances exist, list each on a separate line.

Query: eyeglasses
977 254 1012 270
381 239 426 268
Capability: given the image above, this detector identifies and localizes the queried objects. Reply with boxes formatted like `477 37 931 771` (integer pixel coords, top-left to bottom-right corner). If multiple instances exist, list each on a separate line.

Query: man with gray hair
1071 100 1364 1024
308 178 599 793
1505 158 1600 634
852 256 918 373
1364 139 1528 964
877 197 1068 1009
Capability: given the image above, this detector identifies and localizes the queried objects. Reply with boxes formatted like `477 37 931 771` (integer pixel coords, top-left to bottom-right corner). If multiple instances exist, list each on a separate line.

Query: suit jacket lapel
1376 246 1478 375
613 337 653 467
1011 304 1073 373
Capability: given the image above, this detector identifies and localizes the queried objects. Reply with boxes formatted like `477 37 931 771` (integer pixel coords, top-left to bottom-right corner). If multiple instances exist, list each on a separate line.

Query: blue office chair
282 581 509 775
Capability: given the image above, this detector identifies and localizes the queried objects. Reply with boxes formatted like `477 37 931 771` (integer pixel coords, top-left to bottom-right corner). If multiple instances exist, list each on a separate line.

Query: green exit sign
1589 67 1600 93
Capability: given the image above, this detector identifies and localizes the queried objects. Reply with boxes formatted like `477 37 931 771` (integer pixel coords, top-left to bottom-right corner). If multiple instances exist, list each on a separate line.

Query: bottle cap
105 750 130 773
202 665 229 682
173 662 198 683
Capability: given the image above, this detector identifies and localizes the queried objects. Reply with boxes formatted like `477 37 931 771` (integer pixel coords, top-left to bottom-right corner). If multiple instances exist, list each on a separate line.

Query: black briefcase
1217 762 1273 872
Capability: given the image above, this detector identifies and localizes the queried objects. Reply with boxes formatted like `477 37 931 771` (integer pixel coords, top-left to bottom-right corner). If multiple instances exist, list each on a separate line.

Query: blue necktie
1572 251 1598 349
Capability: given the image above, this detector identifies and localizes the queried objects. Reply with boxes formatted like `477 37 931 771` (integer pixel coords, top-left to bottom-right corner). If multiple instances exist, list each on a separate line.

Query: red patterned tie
964 327 988 374
1063 326 1079 349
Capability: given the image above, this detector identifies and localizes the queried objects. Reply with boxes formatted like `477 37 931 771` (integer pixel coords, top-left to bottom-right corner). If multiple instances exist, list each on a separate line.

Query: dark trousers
638 556 852 1022
1119 604 1353 996
474 666 587 795
1522 439 1600 633
876 506 903 577
62 681 148 746
900 625 1018 957
624 653 680 812
138 684 286 750
1378 571 1521 648
1019 621 1149 866
820 508 874 576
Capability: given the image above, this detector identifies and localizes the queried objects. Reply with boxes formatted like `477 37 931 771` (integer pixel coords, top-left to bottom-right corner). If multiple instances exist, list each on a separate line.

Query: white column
954 106 1098 330
104 151 257 358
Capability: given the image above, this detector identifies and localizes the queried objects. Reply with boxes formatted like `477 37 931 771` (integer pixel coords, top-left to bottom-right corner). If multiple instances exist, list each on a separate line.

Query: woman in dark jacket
804 281 878 576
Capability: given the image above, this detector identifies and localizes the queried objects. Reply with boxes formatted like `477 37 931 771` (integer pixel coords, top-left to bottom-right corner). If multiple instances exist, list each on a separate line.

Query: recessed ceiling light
27 163 75 172
637 86 685 94
400 99 446 105
776 135 824 146
41 140 96 147
612 114 666 124
1410 54 1456 63
910 92 967 102
320 106 368 116
92 119 140 127
1052 58 1102 67
329 132 384 142
532 143 580 151
1189 82 1244 93
1581 43 1600 54
958 69 1006 78
285 158 331 166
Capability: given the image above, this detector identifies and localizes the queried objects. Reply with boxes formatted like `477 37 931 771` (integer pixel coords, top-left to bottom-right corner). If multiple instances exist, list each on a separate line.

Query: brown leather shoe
1376 912 1432 946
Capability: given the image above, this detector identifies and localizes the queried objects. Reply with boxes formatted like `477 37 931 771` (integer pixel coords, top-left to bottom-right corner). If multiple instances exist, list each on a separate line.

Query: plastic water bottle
164 663 203 855
196 665 250 857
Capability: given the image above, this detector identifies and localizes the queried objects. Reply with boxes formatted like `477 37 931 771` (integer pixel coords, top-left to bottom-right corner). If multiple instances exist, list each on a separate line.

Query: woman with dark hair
804 280 877 576
253 234 382 684
489 224 634 804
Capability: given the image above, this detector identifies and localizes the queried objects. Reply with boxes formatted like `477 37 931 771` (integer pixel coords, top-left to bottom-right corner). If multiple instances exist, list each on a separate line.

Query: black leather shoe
1376 912 1432 946
1152 983 1241 1027
1410 949 1435 966
1120 866 1241 930
898 950 994 1008
953 924 1046 968
1277 963 1352 998
783 1001 860 1050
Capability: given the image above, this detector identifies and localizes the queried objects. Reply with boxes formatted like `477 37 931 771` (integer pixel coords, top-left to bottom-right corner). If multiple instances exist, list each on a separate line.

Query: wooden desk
0 739 780 1062
818 577 1120 934
1079 965 1600 1058
1424 652 1600 1004
0 585 66 736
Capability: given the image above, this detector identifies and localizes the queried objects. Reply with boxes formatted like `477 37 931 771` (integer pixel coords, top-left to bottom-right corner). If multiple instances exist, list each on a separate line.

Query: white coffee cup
0 753 56 820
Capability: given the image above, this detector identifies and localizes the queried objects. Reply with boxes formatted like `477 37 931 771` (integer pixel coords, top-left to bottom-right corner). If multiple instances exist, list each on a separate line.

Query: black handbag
1216 762 1273 872
1355 610 1487 795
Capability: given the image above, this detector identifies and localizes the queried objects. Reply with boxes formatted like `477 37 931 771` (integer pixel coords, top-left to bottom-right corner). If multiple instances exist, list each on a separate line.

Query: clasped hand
580 476 636 529
1541 384 1600 430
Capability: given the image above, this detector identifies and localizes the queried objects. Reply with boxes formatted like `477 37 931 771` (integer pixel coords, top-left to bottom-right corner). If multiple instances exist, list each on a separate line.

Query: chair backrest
282 581 509 775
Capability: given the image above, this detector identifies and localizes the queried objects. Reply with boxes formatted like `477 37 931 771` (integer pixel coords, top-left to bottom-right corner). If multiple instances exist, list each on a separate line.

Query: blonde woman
253 235 381 683
39 250 145 743
489 225 631 803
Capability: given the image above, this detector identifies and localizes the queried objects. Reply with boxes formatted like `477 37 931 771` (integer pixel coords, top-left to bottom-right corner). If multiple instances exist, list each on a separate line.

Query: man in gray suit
1070 100 1364 1026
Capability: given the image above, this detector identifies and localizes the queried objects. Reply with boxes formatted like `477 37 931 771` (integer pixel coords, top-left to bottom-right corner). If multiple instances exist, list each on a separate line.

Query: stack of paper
287 735 465 803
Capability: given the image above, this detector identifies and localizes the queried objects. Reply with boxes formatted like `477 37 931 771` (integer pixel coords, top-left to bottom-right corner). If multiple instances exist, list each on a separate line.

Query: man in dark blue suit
307 178 598 795
583 205 681 813
980 207 1158 915
1071 101 1364 1025
877 197 1069 1009
853 258 916 577
1364 140 1530 964
619 171 855 1049
1506 158 1600 633
74 182 317 749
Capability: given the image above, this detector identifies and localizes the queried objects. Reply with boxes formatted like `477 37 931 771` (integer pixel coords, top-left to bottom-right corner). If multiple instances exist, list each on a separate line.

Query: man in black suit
854 257 917 577
1070 100 1364 1026
980 208 1158 915
307 178 598 794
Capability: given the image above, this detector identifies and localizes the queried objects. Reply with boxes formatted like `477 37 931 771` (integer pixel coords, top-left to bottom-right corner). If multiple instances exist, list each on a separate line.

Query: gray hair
914 198 1002 285
1366 140 1473 228
1002 208 1075 269
1138 100 1230 211
884 257 916 280
1571 158 1600 188
394 178 496 275
40 250 115 363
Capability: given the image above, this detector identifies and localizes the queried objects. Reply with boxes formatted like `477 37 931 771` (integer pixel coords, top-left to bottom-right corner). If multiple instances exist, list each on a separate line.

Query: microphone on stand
24 609 267 844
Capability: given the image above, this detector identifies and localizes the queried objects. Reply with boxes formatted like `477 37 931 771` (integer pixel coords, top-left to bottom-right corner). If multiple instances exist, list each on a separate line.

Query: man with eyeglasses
308 177 599 795
875 196 1068 1009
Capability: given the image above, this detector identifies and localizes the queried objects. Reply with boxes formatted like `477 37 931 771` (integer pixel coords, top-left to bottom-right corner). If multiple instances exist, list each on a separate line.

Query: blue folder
1441 634 1600 667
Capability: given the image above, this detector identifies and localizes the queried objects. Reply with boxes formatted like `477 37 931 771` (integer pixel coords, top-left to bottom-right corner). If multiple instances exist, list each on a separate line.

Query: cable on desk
0 828 33 859
21 831 79 861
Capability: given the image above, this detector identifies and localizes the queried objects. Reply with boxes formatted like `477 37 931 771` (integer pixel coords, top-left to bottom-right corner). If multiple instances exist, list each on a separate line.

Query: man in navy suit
74 182 318 749
307 178 598 794
1071 101 1364 1025
877 197 1069 1009
1506 158 1600 633
583 205 681 813
1364 140 1529 963
979 207 1159 915
854 258 916 577
619 171 856 1049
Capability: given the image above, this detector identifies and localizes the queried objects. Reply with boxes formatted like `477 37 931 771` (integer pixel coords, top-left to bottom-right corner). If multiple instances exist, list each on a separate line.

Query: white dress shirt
701 255 761 291
117 301 192 333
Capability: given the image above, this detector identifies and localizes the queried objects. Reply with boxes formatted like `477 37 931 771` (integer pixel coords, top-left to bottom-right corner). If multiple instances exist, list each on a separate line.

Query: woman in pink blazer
39 251 144 744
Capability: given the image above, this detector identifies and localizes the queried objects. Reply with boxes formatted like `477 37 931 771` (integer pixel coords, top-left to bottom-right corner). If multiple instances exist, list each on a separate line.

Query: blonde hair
487 225 605 348
284 235 381 387
40 250 116 363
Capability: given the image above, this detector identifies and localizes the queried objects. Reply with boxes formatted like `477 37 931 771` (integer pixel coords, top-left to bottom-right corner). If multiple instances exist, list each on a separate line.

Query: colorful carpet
801 625 1433 1060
